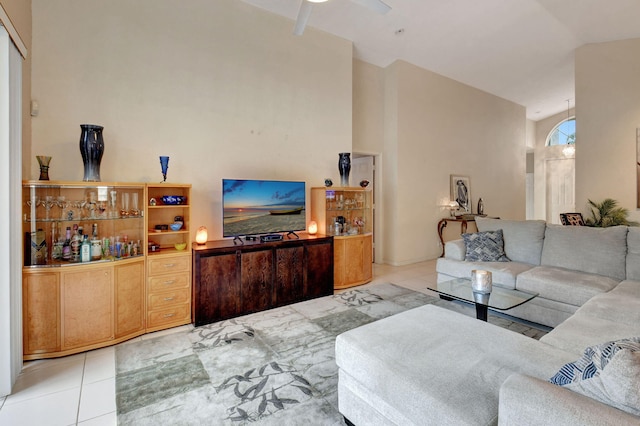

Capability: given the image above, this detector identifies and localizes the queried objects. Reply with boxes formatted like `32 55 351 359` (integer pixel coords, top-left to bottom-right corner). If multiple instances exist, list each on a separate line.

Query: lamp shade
308 220 318 235
195 226 208 244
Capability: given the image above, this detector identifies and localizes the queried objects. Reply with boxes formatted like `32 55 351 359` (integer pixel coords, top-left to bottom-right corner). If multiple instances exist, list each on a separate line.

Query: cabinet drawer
148 255 190 276
147 303 190 328
149 287 191 310
149 272 190 293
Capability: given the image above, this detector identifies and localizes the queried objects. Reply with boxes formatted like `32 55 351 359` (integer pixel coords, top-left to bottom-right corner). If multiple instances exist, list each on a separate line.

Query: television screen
223 179 306 237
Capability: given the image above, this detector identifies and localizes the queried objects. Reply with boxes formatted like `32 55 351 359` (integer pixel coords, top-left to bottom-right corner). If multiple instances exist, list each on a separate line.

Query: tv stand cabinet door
195 252 240 325
305 239 334 299
274 245 304 307
240 249 274 314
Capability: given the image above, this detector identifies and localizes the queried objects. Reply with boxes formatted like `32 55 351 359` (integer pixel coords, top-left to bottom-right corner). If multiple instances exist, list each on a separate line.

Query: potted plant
585 198 639 227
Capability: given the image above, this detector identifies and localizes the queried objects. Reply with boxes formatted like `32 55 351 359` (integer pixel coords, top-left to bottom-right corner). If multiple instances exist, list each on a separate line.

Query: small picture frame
450 175 471 214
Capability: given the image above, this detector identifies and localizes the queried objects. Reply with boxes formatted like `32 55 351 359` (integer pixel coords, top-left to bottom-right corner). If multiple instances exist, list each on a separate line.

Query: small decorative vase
159 156 170 182
79 124 104 182
471 270 492 294
36 156 51 180
338 152 351 187
477 198 484 215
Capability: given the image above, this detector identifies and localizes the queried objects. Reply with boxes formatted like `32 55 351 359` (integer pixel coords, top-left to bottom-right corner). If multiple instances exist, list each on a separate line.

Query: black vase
338 152 351 187
79 124 104 182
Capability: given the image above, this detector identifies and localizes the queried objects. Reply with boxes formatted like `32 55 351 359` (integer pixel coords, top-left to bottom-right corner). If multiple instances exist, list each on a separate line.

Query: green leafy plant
585 198 639 227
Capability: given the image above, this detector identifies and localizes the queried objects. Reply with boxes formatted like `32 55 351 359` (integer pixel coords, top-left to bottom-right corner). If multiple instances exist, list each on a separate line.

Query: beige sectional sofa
335 219 640 425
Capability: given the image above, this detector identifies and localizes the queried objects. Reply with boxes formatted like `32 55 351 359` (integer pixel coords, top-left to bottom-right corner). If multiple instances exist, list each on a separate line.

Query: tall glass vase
338 152 351 187
79 124 104 182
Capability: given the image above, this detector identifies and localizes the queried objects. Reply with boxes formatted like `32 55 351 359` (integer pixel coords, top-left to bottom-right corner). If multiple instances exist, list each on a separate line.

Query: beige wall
355 60 526 265
575 38 640 223
0 0 31 177
353 59 384 154
31 0 353 240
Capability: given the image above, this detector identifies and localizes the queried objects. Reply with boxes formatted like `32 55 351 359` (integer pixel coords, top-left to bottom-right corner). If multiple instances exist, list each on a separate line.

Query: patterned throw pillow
462 230 509 262
549 337 640 416
550 337 640 385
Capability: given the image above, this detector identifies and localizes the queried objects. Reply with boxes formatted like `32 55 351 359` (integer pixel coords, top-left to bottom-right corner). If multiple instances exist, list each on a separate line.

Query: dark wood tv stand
192 234 334 326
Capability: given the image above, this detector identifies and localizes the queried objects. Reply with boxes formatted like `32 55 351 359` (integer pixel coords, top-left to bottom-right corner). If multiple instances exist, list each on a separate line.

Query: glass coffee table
427 278 538 321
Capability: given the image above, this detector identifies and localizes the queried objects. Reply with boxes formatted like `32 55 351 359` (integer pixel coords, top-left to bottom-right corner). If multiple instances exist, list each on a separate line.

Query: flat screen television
222 179 306 237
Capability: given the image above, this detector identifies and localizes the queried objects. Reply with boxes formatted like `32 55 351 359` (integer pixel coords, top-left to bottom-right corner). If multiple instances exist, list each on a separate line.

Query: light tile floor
0 259 544 425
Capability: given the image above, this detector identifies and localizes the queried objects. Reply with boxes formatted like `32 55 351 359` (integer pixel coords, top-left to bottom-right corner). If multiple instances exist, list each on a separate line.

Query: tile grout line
75 354 87 426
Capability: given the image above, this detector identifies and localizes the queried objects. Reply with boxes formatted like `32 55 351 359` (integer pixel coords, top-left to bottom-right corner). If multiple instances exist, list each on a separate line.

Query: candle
471 270 492 294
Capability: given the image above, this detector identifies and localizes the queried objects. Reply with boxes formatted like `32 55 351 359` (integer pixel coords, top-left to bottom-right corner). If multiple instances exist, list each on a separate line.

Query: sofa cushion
541 313 640 357
462 230 509 262
437 258 534 289
516 266 619 307
540 225 628 281
626 228 640 281
476 217 546 265
572 281 640 326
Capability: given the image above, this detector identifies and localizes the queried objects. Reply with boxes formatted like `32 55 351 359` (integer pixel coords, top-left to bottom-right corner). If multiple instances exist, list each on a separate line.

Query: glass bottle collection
26 189 144 267
44 221 142 265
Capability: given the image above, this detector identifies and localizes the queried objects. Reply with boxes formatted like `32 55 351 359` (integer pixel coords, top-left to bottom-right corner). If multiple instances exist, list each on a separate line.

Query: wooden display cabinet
310 187 373 289
22 181 147 359
145 183 192 331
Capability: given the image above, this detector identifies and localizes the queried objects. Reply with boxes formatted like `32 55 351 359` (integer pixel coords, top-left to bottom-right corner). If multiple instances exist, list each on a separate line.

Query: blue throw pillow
462 230 509 262
549 337 640 385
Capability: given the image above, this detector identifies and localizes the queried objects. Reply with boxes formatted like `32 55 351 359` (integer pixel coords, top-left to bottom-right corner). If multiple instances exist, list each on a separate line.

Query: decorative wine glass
109 190 118 218
26 196 40 220
42 195 56 220
130 192 139 217
159 156 170 183
56 196 68 219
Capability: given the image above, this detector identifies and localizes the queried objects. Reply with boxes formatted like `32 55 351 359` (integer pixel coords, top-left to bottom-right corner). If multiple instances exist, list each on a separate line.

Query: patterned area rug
115 283 547 425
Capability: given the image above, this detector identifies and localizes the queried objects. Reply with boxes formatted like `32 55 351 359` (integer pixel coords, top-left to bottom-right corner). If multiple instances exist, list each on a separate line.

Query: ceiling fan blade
350 0 391 14
293 0 314 35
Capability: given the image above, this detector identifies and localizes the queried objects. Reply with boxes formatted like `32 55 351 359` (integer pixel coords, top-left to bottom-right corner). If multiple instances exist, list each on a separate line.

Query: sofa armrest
444 239 465 260
499 373 640 425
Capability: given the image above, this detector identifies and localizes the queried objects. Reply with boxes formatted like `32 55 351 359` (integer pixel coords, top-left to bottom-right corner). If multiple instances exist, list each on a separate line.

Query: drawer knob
162 280 176 285
164 263 176 267
163 297 175 301
163 313 175 318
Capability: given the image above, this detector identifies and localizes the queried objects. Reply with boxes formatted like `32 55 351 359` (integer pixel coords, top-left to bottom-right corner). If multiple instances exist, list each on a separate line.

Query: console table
437 217 477 257
192 234 333 326
437 215 497 257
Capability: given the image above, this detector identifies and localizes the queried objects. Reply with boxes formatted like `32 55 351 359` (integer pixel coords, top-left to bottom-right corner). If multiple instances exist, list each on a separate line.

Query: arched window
547 117 575 146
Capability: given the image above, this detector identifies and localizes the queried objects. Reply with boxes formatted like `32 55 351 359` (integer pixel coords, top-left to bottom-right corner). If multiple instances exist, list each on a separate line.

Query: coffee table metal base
439 294 489 321
432 279 537 322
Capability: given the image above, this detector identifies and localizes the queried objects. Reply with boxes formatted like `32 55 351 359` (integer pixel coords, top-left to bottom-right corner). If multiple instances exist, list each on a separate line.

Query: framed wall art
450 175 471 214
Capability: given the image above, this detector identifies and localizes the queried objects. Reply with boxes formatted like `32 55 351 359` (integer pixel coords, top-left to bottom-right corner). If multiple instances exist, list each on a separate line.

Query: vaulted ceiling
241 0 640 120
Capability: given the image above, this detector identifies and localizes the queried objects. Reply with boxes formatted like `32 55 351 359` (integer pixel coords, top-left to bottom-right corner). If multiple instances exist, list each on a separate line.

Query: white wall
533 108 575 221
0 23 23 397
356 60 526 265
575 38 640 222
31 0 353 240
